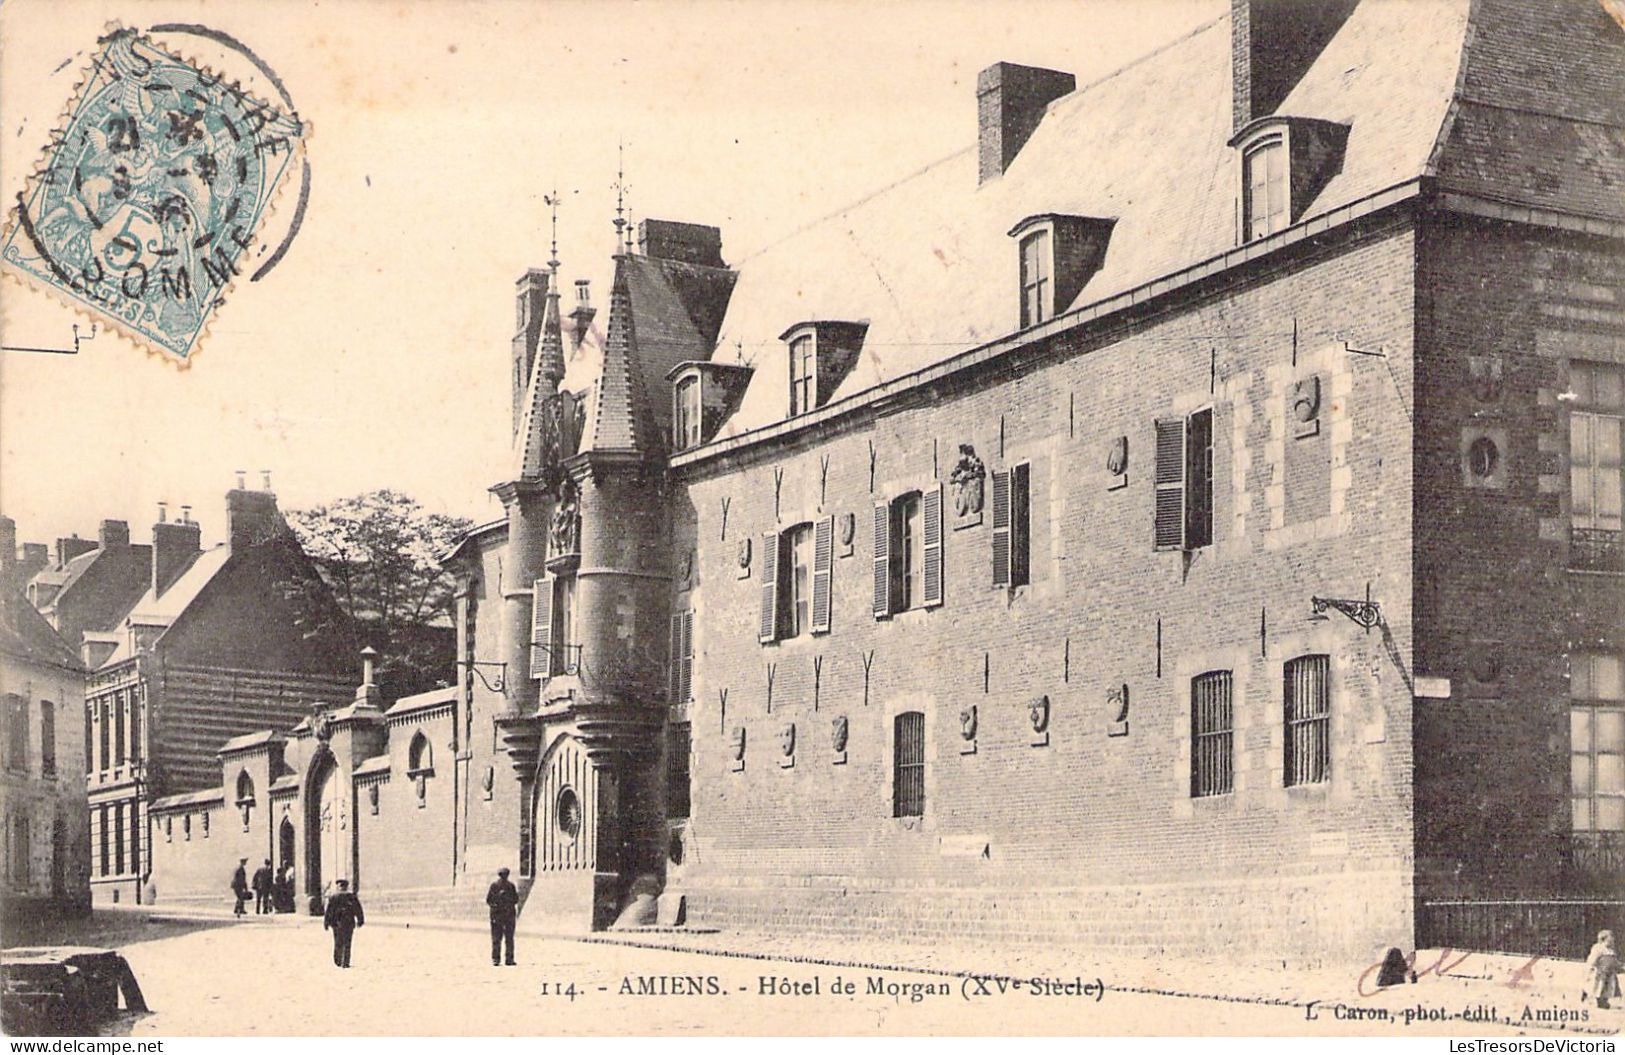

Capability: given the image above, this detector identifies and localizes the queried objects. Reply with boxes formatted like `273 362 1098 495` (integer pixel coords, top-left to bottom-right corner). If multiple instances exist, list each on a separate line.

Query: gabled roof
99 546 231 668
0 590 82 671
219 730 283 756
384 685 457 718
704 0 1472 439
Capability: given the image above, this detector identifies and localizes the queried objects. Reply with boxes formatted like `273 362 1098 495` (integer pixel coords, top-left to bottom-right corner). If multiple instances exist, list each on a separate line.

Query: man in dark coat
230 858 249 917
486 867 518 966
322 879 365 968
251 859 274 915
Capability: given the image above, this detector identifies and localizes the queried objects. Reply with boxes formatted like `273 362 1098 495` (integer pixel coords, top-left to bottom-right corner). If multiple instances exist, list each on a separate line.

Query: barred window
892 712 925 818
1284 654 1330 787
667 723 691 821
4 694 26 773
1571 652 1624 832
1191 671 1234 798
39 701 55 777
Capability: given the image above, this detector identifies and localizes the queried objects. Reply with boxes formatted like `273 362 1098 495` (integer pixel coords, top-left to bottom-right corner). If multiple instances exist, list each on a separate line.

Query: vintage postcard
1 0 1623 1041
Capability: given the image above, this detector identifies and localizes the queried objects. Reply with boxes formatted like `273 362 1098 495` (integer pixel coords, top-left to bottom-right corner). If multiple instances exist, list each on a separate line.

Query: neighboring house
0 518 89 922
28 519 154 667
146 0 1624 962
71 484 356 905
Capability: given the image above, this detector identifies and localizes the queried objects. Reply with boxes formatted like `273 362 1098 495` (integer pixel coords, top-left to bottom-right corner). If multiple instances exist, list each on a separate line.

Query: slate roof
383 685 457 718
581 256 660 455
218 730 283 755
0 589 82 671
100 546 231 667
699 0 1473 438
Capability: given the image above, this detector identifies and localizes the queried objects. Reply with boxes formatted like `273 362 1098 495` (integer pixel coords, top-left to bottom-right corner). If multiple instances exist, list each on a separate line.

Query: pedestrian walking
230 858 249 917
1585 930 1622 1010
322 879 365 968
486 866 519 966
274 864 294 913
252 859 274 915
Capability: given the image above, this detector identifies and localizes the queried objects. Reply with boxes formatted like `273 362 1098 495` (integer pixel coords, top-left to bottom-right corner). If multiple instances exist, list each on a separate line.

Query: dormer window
674 375 702 450
1229 117 1350 246
789 334 816 417
779 322 868 419
1243 136 1287 241
1019 231 1051 328
1007 214 1115 332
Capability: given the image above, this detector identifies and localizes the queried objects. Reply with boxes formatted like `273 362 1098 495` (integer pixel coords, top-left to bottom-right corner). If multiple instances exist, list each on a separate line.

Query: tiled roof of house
0 589 82 671
99 546 232 668
701 0 1473 438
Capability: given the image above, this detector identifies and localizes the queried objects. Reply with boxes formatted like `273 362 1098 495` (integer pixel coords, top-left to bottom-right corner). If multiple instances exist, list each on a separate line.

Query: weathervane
613 140 633 254
544 185 561 275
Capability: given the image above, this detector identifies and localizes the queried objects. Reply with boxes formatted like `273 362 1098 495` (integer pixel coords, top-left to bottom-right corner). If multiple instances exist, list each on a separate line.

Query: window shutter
530 578 553 679
922 484 944 607
669 613 684 702
872 501 892 619
758 532 780 643
991 469 1011 586
1154 418 1187 550
811 516 834 633
1184 409 1213 549
680 610 695 703
1011 462 1031 587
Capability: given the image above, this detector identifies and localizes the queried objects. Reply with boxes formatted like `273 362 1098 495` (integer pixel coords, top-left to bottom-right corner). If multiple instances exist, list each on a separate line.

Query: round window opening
555 787 582 840
1468 435 1499 478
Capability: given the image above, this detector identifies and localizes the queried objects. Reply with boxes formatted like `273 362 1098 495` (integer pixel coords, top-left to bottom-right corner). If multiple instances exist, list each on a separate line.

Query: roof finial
545 185 561 275
613 140 630 254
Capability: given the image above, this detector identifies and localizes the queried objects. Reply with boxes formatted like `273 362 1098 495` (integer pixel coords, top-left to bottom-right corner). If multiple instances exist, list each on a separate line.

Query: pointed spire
538 273 565 385
583 256 656 456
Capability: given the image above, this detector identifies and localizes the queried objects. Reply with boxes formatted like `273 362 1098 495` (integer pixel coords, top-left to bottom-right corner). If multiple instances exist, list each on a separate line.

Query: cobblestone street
15 911 1614 1036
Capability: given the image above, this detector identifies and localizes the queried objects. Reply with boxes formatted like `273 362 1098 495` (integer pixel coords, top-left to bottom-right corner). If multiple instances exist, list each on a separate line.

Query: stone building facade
1 520 90 922
145 0 1624 962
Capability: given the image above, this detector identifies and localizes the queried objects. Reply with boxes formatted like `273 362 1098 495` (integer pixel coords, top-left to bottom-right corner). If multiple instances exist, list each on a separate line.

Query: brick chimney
18 543 48 585
98 519 130 549
1231 0 1358 134
227 483 284 553
0 515 14 586
56 535 98 566
977 62 1075 185
636 219 725 268
570 279 596 350
152 506 201 596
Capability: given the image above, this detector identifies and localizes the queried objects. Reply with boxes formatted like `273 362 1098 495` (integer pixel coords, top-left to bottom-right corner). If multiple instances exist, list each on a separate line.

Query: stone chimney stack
512 269 550 434
99 519 130 549
152 506 201 596
227 479 283 554
976 62 1075 185
0 515 15 585
1231 0 1358 134
18 543 48 585
636 219 725 268
56 535 98 566
570 279 596 350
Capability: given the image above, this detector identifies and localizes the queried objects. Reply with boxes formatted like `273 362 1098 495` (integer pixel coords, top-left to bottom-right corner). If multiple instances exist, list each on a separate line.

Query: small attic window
789 333 816 417
779 322 868 419
1230 117 1351 246
1244 136 1287 241
1007 214 1116 332
1019 231 1051 328
674 374 702 450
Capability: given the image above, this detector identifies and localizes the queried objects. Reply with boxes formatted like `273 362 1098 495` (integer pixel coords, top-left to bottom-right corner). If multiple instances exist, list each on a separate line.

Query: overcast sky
0 0 1219 549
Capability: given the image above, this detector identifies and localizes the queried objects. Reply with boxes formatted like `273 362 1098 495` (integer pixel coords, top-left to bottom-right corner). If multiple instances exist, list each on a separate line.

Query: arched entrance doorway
278 817 295 873
303 752 349 911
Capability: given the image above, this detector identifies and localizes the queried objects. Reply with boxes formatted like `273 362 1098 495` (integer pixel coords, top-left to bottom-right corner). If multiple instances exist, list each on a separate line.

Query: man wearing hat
322 879 365 968
230 858 249 917
486 867 519 966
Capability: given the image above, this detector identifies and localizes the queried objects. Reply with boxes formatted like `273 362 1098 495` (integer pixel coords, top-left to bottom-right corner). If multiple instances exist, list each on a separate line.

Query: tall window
1154 409 1214 551
893 493 922 610
1244 137 1288 241
40 702 55 777
759 518 834 643
555 575 576 669
98 700 109 772
789 335 816 416
669 610 694 705
1284 654 1331 787
84 707 92 772
992 464 1031 587
114 802 125 875
4 695 26 773
10 815 29 884
1191 671 1234 798
892 711 925 818
129 805 141 877
1570 361 1623 571
667 723 691 821
530 574 577 679
98 806 110 874
114 696 126 766
1571 652 1624 832
783 523 814 638
129 694 141 764
874 489 943 617
674 375 702 450
1019 231 1051 328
